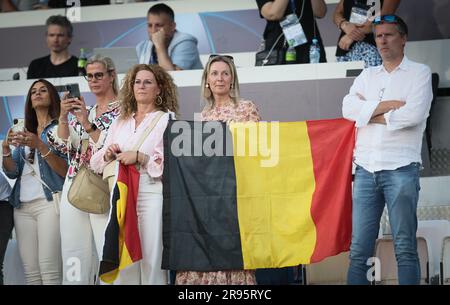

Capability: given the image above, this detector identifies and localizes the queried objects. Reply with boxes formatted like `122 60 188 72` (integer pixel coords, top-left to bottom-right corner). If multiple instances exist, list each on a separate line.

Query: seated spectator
136 3 203 71
256 0 328 64
27 15 78 79
334 0 401 67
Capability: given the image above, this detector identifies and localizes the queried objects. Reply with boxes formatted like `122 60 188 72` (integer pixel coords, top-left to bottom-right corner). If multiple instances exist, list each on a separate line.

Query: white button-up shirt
342 56 433 173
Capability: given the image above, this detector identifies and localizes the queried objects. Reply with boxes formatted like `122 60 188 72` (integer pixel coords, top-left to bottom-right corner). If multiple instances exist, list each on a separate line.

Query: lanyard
289 0 296 13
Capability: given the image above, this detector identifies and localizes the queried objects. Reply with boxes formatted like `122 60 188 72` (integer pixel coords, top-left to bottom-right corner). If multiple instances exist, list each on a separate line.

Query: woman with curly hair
90 64 179 284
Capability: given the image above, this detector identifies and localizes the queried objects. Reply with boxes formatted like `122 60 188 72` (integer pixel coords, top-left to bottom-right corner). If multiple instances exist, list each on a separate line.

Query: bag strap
80 138 89 155
131 111 165 151
20 151 55 193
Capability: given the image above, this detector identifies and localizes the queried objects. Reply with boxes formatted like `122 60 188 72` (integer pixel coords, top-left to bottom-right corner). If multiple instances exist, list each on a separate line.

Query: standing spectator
334 0 401 67
27 15 78 79
0 170 13 285
175 55 260 285
2 79 68 285
342 15 432 284
90 64 179 284
256 0 327 64
136 3 203 71
47 55 120 285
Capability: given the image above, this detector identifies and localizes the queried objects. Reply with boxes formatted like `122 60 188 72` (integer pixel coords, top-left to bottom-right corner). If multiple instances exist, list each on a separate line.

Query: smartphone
65 83 81 99
11 118 25 133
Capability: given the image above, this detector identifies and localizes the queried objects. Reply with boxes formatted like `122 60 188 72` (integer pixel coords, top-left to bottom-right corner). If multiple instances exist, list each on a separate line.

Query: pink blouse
90 111 170 178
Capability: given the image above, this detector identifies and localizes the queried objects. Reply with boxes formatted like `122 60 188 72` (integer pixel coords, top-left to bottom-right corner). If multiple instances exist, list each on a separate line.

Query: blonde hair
119 64 179 119
86 54 119 96
200 55 240 109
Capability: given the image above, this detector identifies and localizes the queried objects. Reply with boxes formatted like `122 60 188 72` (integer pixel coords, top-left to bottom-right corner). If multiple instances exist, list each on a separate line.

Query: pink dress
175 99 261 285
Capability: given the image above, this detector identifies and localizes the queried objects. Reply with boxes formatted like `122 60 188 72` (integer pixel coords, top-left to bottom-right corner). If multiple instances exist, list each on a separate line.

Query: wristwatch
85 123 98 133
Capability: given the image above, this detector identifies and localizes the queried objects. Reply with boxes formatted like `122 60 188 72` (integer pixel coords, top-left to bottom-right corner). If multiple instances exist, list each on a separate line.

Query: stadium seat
374 236 430 285
302 251 349 285
441 236 450 285
417 220 450 284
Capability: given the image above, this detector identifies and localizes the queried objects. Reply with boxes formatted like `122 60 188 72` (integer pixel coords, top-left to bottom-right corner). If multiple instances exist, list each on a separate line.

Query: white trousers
60 176 109 285
14 197 62 285
114 175 167 285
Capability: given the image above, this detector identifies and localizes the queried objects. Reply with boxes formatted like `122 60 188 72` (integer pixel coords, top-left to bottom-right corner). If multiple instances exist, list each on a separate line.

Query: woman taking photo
90 64 179 284
48 55 120 284
175 55 261 285
2 79 68 285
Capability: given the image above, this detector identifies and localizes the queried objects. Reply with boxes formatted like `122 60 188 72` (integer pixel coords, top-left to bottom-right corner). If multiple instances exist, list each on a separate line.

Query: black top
27 55 79 79
335 0 384 57
256 0 326 64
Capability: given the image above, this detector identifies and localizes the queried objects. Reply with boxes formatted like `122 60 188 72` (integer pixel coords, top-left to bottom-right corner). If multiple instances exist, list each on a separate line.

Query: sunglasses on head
373 15 398 25
208 54 234 61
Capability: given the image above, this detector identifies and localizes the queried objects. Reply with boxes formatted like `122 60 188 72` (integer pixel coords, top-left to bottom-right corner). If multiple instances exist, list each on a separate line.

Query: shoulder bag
68 139 111 214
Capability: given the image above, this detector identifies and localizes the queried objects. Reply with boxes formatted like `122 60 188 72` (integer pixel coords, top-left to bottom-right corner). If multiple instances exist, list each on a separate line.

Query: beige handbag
102 111 165 191
68 164 110 214
68 139 110 214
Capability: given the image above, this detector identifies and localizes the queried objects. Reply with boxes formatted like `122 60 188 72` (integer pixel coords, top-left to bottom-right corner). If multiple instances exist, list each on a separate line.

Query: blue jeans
347 163 421 285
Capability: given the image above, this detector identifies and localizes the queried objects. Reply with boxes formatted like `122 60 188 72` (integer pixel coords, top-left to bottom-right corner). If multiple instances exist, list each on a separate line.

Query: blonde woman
175 55 261 285
48 55 120 284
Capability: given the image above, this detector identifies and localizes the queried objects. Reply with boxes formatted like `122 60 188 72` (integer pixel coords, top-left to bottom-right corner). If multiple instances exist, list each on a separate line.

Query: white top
90 111 170 178
342 56 433 173
20 149 46 203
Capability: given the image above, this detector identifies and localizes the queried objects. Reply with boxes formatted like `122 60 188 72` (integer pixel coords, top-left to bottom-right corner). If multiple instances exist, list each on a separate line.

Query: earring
206 84 209 88
155 95 163 106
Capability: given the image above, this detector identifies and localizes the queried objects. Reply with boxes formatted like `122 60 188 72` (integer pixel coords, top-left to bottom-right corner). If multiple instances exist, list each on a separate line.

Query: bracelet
40 149 51 159
136 150 140 164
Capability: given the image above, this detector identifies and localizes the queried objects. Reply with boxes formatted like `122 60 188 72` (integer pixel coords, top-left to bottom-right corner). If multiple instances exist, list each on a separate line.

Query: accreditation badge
280 13 307 47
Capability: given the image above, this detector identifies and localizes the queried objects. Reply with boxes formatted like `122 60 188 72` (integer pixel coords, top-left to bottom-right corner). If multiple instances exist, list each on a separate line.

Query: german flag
99 163 142 283
162 118 355 271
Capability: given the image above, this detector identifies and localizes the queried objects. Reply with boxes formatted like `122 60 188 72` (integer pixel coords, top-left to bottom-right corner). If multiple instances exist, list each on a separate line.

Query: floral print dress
48 101 120 179
175 99 261 285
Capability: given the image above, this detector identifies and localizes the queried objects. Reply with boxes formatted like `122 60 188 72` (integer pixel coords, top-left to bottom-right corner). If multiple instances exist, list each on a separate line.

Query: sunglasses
84 71 110 81
373 15 398 25
208 54 234 61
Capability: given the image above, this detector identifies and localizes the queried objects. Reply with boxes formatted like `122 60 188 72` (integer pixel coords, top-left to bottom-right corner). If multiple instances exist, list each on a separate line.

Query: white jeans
60 176 109 285
113 175 167 285
14 197 62 285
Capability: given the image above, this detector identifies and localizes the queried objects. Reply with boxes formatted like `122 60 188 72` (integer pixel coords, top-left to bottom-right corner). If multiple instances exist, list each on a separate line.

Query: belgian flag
162 118 355 271
99 163 142 283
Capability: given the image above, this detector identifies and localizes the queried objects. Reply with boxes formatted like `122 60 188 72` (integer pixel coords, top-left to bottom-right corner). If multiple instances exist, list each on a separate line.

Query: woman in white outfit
2 79 68 284
48 55 120 284
90 64 179 284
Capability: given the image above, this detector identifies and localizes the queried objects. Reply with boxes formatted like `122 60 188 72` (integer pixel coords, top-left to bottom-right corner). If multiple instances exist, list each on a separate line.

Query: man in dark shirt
27 15 78 79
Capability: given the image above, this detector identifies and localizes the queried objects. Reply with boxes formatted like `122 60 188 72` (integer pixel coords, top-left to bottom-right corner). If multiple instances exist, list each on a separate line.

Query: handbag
68 138 110 214
102 111 166 191
22 155 61 216
255 48 285 66
68 164 111 214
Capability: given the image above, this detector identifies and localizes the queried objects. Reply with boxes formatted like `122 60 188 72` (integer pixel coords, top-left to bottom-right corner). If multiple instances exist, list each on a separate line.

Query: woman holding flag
90 64 178 284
